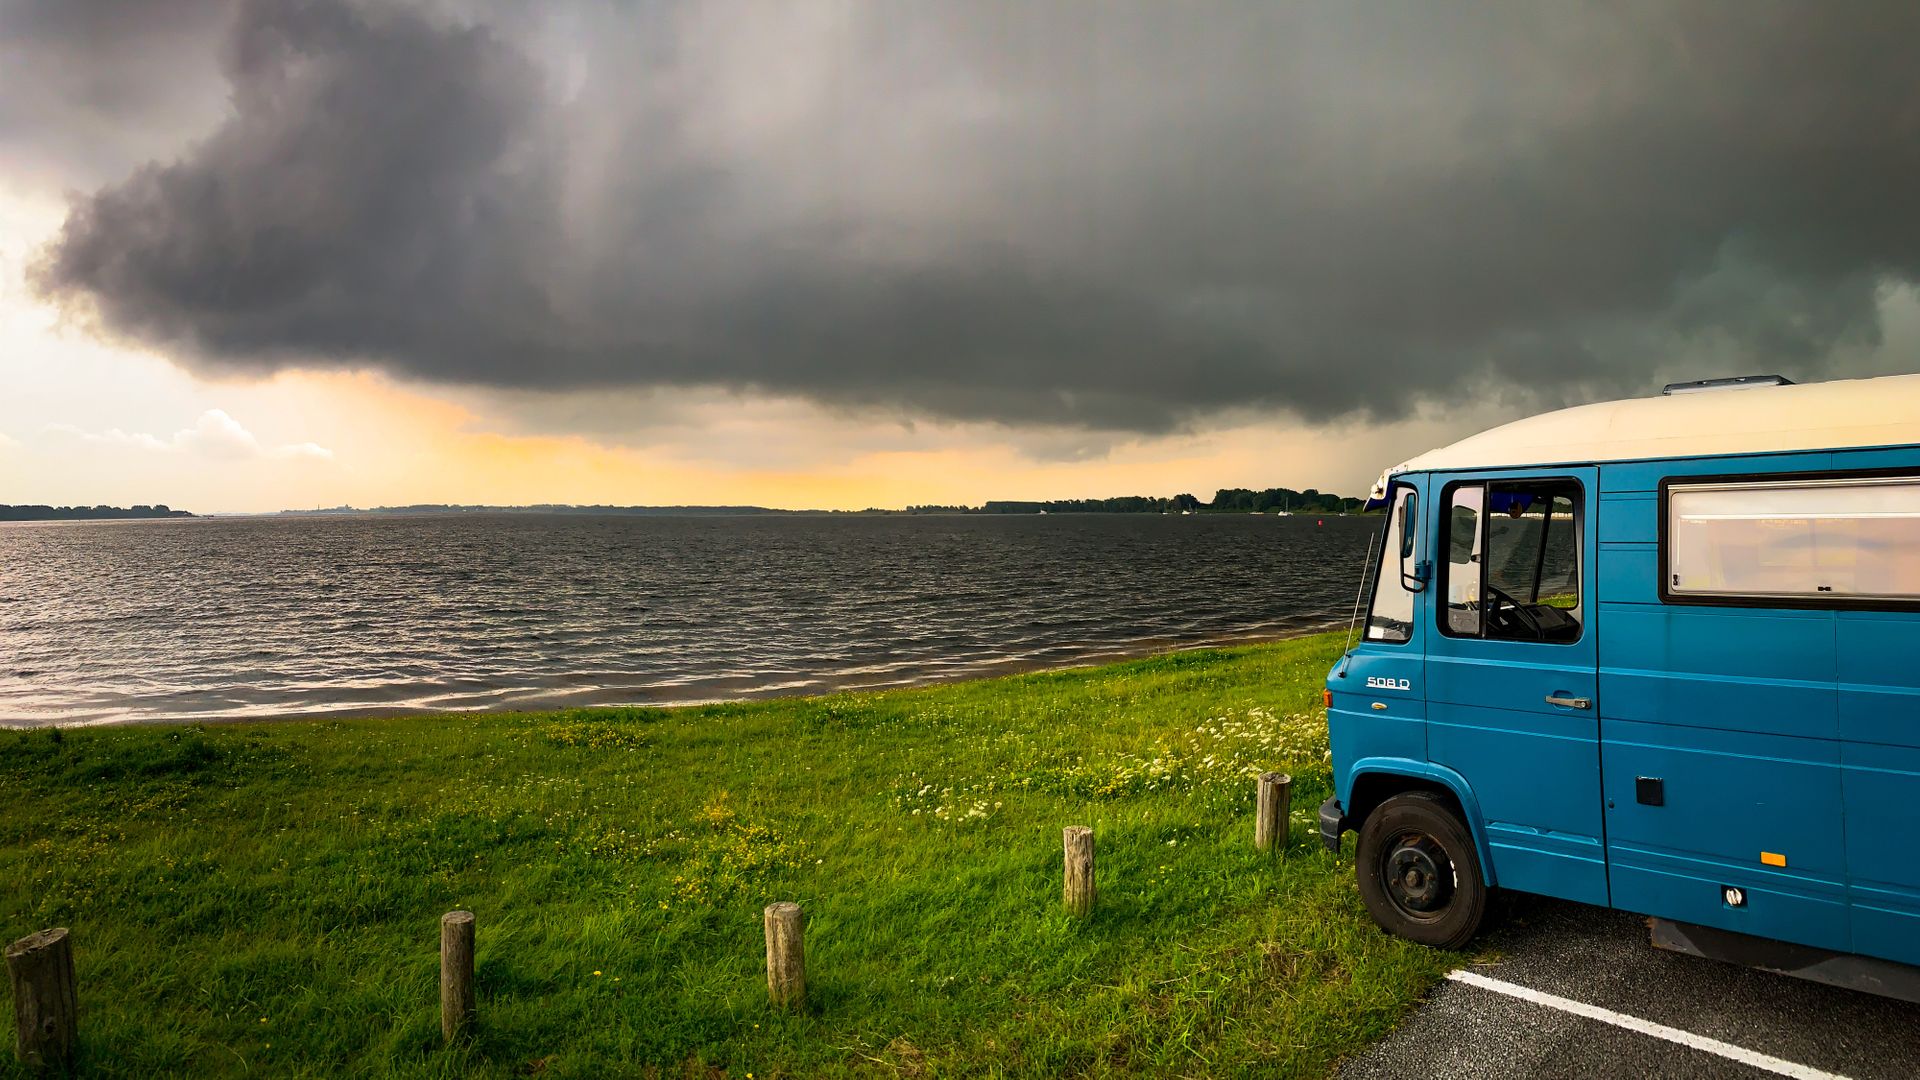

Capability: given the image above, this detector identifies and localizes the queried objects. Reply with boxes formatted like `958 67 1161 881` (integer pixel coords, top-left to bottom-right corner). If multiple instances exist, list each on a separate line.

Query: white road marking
1446 969 1851 1080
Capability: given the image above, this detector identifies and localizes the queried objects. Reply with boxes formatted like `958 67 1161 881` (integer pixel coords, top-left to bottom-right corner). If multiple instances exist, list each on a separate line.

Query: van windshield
1365 487 1418 643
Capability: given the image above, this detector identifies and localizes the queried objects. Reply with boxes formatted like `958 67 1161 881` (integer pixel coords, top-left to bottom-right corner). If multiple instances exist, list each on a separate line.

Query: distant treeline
0 504 194 521
277 488 1368 518
1206 488 1366 514
929 488 1367 515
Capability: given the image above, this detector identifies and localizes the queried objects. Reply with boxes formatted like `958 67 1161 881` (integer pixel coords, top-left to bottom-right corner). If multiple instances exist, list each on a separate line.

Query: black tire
1355 791 1488 949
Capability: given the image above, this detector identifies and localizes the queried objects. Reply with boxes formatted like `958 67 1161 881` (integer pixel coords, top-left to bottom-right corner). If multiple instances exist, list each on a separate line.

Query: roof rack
1661 374 1796 395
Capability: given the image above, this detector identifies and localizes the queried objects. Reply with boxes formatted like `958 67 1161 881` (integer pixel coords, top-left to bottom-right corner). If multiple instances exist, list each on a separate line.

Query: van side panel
1817 445 1920 965
1596 454 1851 954
1837 610 1920 966
1601 719 1851 951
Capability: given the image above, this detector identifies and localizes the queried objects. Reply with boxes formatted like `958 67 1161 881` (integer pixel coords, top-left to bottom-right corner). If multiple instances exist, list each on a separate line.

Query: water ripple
0 513 1377 726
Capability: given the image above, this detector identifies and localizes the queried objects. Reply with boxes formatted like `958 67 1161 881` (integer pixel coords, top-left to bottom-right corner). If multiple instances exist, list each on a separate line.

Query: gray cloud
0 0 234 184
28 0 1920 433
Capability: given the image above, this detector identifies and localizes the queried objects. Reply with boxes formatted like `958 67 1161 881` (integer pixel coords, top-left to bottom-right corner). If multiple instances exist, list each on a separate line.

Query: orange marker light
1761 851 1787 867
1323 689 1333 708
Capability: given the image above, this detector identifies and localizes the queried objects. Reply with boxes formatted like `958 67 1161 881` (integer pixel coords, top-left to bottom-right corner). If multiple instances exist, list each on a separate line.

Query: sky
2 1 1918 512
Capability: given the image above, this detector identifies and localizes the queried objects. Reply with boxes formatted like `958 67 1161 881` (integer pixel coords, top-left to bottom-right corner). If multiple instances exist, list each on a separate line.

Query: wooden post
7 928 77 1069
440 911 475 1043
764 902 806 1010
1063 826 1095 918
1255 772 1293 853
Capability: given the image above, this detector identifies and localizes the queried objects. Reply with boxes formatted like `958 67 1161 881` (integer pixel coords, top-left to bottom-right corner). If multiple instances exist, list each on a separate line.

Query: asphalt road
1340 894 1920 1079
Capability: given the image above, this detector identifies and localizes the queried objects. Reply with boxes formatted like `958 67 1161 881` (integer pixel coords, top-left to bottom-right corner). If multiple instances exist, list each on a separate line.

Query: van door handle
1545 694 1591 710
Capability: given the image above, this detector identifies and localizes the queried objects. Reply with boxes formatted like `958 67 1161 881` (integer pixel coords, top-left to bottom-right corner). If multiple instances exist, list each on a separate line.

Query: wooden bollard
764 902 806 1010
7 928 78 1069
440 911 476 1043
1063 826 1095 918
1255 772 1292 853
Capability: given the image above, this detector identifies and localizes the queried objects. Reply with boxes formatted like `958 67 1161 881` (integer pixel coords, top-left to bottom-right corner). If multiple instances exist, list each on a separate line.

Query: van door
1423 468 1608 906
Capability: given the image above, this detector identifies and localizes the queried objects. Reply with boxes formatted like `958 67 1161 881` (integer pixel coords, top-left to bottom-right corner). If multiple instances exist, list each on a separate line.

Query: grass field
0 632 1458 1078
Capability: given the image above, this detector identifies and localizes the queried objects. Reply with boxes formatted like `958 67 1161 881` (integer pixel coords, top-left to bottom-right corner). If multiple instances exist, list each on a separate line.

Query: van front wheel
1355 792 1487 950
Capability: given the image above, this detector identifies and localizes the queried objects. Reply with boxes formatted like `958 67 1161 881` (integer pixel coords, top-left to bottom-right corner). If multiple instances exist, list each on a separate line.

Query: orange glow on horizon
1 362 1481 513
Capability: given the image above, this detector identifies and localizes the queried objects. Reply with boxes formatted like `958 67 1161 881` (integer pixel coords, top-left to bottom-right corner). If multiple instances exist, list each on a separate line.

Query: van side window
1668 476 1920 603
1440 479 1582 643
1444 485 1485 635
1364 487 1418 643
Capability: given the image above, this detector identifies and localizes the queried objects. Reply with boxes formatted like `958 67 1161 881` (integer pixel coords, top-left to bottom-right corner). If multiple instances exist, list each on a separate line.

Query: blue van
1321 373 1920 999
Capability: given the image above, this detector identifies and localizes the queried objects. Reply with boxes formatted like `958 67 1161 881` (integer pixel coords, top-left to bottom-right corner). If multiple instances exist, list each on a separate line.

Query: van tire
1355 791 1487 950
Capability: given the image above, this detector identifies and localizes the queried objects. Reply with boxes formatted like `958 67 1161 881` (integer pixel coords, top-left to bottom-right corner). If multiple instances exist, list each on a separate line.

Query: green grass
0 632 1457 1078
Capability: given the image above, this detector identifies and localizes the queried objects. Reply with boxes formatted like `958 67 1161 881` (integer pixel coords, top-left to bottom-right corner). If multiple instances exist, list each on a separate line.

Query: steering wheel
1484 583 1547 640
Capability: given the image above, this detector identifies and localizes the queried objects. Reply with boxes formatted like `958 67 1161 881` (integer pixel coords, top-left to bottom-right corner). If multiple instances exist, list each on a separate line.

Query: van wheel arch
1346 773 1467 834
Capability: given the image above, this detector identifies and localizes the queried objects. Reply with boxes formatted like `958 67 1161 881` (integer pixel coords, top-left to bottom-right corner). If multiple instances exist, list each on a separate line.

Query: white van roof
1375 373 1920 498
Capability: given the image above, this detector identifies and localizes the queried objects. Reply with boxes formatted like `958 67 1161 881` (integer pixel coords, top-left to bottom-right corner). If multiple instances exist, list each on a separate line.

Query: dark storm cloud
29 0 1920 431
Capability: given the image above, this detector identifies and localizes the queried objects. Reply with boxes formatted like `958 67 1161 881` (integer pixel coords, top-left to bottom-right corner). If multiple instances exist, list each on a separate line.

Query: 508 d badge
1365 676 1411 691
